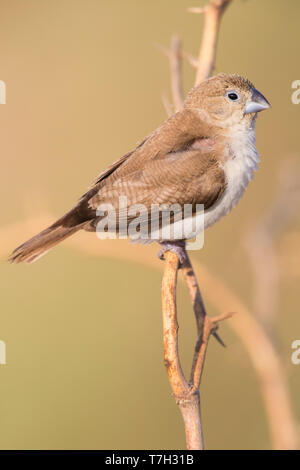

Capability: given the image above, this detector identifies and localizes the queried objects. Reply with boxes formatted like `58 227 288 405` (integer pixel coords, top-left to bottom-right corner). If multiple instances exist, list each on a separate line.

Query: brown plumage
9 73 270 263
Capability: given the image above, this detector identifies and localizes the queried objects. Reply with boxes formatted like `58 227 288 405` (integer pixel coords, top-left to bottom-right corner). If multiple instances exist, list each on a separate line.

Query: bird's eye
226 91 240 101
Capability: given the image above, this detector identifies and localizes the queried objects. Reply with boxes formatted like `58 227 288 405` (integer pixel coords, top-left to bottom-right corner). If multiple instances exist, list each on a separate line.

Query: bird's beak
245 87 271 114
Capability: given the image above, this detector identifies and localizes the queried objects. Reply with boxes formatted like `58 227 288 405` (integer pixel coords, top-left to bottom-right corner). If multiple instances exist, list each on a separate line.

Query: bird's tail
8 221 84 264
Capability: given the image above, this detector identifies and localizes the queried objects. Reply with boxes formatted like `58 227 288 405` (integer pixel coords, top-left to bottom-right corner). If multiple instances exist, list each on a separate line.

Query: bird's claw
158 241 187 265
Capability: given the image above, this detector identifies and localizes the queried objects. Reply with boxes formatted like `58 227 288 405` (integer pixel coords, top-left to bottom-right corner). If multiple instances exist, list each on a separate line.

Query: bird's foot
158 241 187 265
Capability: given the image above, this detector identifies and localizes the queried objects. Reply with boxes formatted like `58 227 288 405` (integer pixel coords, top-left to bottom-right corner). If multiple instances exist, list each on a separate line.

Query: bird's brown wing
59 108 217 229
96 107 213 182
87 109 198 191
86 146 226 232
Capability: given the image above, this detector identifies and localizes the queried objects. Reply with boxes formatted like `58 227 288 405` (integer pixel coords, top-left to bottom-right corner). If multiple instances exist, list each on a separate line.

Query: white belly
204 126 259 229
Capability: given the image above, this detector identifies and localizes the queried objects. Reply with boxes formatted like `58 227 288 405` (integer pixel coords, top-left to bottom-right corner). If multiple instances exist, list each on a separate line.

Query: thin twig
181 50 198 69
161 91 173 117
181 256 232 387
161 252 187 397
169 35 184 111
162 251 204 450
191 0 232 85
181 256 207 384
157 35 184 113
162 248 232 449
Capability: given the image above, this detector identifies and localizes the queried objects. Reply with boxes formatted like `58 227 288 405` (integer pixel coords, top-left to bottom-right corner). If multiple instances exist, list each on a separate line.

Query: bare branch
161 91 173 117
161 249 233 449
169 35 184 111
157 36 184 113
192 0 232 85
162 251 204 450
181 50 199 69
161 252 188 397
182 256 232 387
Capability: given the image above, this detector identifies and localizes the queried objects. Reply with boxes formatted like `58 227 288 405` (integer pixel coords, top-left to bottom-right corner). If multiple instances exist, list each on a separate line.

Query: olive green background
0 0 300 449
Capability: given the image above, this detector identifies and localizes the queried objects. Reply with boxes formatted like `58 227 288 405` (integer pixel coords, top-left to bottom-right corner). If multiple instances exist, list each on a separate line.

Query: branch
162 251 203 450
190 0 232 85
162 249 232 449
182 257 232 386
158 35 184 112
169 35 184 111
161 91 173 117
181 257 207 386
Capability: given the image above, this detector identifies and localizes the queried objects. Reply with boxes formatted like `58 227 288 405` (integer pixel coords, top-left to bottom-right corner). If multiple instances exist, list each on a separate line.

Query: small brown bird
9 73 270 264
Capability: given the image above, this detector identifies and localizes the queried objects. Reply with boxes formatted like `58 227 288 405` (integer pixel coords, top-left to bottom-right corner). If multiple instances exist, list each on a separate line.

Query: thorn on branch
212 330 226 347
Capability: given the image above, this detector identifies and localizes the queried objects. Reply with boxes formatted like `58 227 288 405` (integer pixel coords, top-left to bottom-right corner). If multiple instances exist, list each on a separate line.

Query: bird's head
184 73 270 129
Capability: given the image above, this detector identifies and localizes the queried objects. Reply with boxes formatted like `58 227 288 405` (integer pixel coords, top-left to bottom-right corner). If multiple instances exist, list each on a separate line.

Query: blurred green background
0 0 300 449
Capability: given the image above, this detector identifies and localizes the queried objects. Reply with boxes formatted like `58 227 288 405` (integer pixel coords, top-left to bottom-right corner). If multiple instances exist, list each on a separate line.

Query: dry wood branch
182 257 232 388
161 252 187 397
161 91 173 117
182 259 207 386
181 256 230 385
162 251 203 450
169 36 184 112
181 51 198 69
192 0 232 85
158 36 184 112
162 249 232 449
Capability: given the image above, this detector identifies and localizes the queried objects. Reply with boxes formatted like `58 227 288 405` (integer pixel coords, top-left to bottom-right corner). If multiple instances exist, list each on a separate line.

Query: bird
9 73 270 264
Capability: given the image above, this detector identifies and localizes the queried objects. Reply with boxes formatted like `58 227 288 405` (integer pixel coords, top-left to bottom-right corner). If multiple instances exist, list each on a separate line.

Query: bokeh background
1 0 300 450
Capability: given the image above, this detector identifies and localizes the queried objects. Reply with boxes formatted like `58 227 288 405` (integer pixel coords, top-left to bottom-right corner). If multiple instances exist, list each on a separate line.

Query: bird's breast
204 126 259 229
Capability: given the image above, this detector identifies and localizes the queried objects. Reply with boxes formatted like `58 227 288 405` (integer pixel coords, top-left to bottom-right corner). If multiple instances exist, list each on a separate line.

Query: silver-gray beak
245 87 270 114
